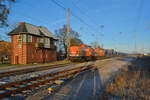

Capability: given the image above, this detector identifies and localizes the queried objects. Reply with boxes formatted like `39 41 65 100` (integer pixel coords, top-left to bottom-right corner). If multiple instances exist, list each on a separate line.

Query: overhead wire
135 0 144 30
50 0 102 38
10 0 62 30
51 0 66 10
71 1 105 47
71 1 103 35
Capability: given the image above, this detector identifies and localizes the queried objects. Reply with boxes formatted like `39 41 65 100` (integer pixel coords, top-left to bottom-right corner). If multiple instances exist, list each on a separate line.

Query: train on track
69 45 119 61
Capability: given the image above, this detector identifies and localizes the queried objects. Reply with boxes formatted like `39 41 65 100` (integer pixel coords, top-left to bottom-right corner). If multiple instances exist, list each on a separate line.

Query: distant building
0 41 11 62
8 22 58 64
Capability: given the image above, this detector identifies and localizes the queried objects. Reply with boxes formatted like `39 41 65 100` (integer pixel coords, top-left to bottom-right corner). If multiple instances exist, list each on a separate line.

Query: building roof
0 41 10 44
8 22 58 40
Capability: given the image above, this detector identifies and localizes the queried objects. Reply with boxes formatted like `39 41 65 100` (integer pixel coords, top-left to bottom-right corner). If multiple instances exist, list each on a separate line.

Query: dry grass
0 60 72 68
100 57 150 100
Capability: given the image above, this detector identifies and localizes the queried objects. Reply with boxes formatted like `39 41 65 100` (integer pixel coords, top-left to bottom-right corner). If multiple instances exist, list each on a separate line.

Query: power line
12 1 61 30
15 13 54 27
50 0 102 36
50 0 90 35
73 0 81 4
51 0 66 10
51 0 88 25
71 0 105 37
71 1 102 32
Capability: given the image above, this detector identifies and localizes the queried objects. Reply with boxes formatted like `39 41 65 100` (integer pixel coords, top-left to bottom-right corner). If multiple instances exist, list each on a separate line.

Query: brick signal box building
9 22 58 64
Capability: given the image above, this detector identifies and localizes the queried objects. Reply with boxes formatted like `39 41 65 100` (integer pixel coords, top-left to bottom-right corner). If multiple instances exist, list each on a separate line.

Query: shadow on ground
42 62 103 100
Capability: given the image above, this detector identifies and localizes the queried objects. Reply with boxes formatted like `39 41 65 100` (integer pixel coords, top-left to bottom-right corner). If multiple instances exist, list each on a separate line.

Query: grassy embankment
0 60 71 67
100 56 150 100
0 55 119 67
0 55 115 67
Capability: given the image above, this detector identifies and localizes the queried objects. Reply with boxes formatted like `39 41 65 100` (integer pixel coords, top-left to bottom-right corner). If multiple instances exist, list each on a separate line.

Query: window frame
23 34 26 42
17 35 22 42
54 40 57 46
45 38 50 45
40 38 44 43
27 35 32 42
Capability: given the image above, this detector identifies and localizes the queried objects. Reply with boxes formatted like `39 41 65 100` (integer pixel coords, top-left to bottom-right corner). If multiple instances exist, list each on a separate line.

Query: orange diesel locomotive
69 45 120 61
69 45 95 61
95 48 105 59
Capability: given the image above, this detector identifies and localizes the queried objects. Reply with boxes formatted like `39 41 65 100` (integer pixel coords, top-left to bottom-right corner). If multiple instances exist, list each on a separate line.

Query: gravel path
25 56 134 100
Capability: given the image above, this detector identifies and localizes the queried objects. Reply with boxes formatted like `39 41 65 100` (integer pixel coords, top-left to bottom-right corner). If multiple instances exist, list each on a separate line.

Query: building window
17 44 21 48
27 35 32 42
45 38 49 44
35 37 38 43
17 35 22 42
40 38 44 43
18 34 27 42
54 41 57 46
23 34 26 42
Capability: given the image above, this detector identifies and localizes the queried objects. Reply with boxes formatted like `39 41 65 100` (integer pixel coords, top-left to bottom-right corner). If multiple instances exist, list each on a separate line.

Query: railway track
0 64 96 99
0 63 74 78
0 56 114 79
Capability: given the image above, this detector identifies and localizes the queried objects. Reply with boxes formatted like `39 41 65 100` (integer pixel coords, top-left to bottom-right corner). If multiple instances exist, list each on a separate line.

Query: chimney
18 22 24 26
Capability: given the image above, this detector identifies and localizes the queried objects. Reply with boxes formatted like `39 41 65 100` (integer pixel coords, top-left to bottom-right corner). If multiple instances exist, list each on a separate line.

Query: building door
15 56 19 64
42 49 46 63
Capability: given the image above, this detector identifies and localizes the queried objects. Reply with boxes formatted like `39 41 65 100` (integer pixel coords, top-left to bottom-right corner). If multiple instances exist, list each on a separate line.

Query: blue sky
1 0 150 53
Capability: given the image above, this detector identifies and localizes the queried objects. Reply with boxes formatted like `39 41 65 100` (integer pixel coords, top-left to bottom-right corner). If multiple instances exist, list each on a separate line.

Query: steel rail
0 56 114 78
0 64 96 99
0 63 74 78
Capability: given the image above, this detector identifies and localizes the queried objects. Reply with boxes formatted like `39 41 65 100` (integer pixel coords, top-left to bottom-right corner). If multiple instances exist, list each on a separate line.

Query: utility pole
134 30 136 54
143 43 144 54
100 24 104 49
101 43 103 48
96 37 98 48
67 8 70 59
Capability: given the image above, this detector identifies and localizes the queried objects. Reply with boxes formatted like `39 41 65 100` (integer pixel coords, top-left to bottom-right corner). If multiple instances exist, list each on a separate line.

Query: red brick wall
11 35 15 64
11 35 27 64
11 34 57 64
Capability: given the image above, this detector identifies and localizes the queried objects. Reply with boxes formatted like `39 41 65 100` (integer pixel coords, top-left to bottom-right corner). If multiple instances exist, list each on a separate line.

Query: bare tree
0 0 15 27
0 22 18 41
0 41 11 64
55 24 82 58
90 41 102 49
70 38 83 46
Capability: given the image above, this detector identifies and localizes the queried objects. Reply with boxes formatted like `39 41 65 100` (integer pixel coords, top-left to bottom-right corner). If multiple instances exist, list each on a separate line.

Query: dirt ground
100 56 150 100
